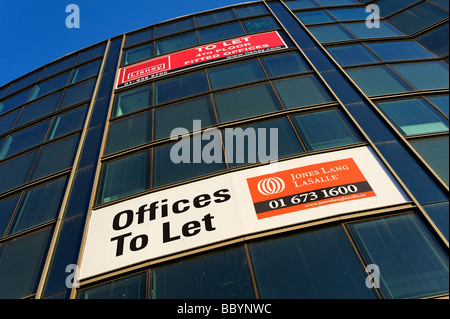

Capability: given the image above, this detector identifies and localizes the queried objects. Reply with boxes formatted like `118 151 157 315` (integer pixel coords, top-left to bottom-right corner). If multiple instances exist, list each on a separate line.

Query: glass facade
0 0 448 300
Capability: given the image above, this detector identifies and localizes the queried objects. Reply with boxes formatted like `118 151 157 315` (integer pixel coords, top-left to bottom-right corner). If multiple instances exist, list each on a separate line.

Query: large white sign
79 147 409 280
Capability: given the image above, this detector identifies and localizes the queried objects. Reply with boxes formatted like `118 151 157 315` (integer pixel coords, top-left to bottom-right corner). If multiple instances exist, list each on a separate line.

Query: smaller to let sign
116 31 287 88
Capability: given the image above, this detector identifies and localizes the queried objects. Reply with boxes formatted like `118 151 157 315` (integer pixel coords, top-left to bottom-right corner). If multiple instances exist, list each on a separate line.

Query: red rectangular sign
246 158 376 219
116 31 287 88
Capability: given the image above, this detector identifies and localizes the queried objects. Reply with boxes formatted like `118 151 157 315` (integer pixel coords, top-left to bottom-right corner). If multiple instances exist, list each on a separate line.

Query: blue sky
0 0 246 87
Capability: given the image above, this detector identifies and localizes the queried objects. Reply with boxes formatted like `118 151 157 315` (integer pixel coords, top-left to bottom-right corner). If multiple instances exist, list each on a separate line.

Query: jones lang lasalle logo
247 158 376 219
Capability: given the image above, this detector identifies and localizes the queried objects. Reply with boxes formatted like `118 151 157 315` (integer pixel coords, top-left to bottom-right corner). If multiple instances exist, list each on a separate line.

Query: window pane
427 95 449 117
410 136 449 186
0 194 20 237
7 176 67 235
329 7 371 21
152 135 226 187
346 65 414 96
347 213 449 299
198 23 245 44
96 151 149 204
344 21 404 39
207 59 266 90
41 56 77 80
104 111 152 155
0 89 32 115
70 59 102 84
151 246 254 299
423 202 449 241
316 0 358 5
379 98 449 136
415 24 449 57
155 18 195 37
155 71 209 105
77 44 106 64
59 78 97 109
122 43 153 66
8 70 42 97
124 28 154 47
309 24 356 43
112 85 152 117
366 41 435 61
15 91 63 127
155 32 198 55
196 9 236 27
0 108 21 136
284 0 319 10
0 226 53 298
235 4 269 17
47 105 88 140
29 71 71 101
273 74 335 109
291 109 362 151
373 0 420 17
242 16 280 34
78 273 147 299
261 52 310 77
0 120 51 160
391 61 449 91
29 134 80 181
154 96 216 140
0 150 38 194
327 44 380 66
248 225 377 299
213 83 282 123
296 10 335 24
388 2 448 35
224 117 305 168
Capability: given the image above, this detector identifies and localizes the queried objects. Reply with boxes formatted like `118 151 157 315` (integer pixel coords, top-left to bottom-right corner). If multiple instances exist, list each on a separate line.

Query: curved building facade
0 0 448 299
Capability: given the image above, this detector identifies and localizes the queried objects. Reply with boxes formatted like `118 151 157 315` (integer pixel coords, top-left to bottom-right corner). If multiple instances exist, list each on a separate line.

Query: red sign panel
116 31 287 88
246 158 376 219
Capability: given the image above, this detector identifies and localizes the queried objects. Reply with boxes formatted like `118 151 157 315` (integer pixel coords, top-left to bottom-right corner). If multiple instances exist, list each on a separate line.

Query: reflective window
41 56 77 80
242 16 280 34
373 0 420 17
366 41 435 61
377 98 449 136
151 246 254 299
14 91 63 127
154 96 216 140
213 83 282 123
329 7 372 20
410 136 449 186
327 44 380 66
122 43 153 66
155 18 195 38
423 202 449 241
155 32 198 55
124 28 154 47
0 120 51 160
195 9 237 27
248 224 376 299
7 177 67 235
155 71 209 105
0 150 38 195
59 78 97 109
309 24 356 43
388 2 448 35
198 22 245 44
112 85 152 118
315 0 359 5
77 43 106 64
391 61 449 91
427 95 449 117
284 0 319 10
152 135 226 187
96 151 150 204
0 194 20 237
295 10 335 24
291 108 363 151
207 59 267 90
29 134 80 182
224 117 305 168
78 273 147 299
0 89 32 115
235 4 269 17
8 70 42 96
343 21 404 39
29 71 71 101
415 24 449 57
70 60 102 84
47 105 88 140
261 52 311 77
346 65 414 96
0 109 21 136
273 74 335 109
104 111 152 155
347 213 449 299
0 226 54 299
